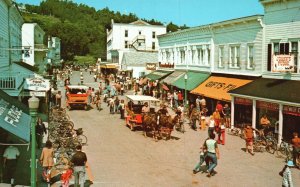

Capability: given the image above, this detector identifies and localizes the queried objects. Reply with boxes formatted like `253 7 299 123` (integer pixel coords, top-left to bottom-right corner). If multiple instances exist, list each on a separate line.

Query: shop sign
272 54 295 72
204 81 237 92
0 99 23 127
25 78 50 91
158 62 174 68
146 63 157 70
30 91 46 97
257 101 279 111
283 105 300 116
234 97 252 105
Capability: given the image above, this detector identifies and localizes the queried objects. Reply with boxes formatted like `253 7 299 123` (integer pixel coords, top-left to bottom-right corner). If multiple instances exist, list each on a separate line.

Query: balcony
0 75 23 90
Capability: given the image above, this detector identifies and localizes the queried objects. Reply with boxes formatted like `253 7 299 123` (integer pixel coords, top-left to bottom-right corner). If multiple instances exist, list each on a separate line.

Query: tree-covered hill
20 0 188 61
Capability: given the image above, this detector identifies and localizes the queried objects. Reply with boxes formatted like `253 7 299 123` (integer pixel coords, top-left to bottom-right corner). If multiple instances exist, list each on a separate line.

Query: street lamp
184 73 188 110
28 96 39 187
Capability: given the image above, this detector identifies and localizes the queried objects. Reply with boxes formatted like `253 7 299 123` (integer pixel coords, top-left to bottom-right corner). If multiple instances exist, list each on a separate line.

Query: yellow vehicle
65 85 89 110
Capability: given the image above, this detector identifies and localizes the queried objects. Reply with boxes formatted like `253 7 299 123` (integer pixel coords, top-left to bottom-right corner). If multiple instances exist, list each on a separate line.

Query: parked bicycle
276 139 293 161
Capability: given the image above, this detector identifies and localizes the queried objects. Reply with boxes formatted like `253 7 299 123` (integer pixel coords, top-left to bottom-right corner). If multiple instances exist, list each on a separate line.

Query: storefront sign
158 62 174 68
272 54 295 72
0 99 23 127
257 101 279 111
25 77 50 91
283 105 300 116
146 63 157 70
234 97 252 105
29 91 46 97
204 81 237 91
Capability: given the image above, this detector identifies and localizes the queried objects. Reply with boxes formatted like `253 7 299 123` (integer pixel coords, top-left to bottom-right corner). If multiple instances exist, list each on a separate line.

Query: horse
158 114 174 140
142 113 160 141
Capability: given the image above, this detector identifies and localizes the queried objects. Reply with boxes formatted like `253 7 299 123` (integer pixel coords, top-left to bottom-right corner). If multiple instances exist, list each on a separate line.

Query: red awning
162 84 169 91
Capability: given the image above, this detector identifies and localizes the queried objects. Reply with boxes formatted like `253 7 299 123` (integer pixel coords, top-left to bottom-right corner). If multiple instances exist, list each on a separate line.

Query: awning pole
231 96 234 129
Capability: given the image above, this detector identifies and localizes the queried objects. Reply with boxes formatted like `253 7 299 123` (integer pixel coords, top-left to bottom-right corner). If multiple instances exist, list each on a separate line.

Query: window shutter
267 44 272 71
284 43 289 55
280 43 285 54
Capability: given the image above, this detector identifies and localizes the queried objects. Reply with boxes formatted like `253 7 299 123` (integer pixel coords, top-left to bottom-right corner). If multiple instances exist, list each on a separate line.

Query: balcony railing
0 74 23 90
34 44 48 52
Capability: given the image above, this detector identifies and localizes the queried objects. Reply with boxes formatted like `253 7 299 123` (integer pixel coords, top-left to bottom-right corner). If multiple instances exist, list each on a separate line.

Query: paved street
53 71 300 187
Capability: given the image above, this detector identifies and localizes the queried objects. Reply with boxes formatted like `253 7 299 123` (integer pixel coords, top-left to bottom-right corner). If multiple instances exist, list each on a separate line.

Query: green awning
0 89 31 142
171 71 210 91
162 71 186 85
145 70 173 81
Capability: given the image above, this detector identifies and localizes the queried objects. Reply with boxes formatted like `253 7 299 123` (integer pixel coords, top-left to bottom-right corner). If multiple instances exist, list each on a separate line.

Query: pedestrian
193 139 209 174
114 96 120 113
200 96 206 110
190 105 199 131
109 96 115 114
119 99 125 119
3 141 20 185
87 87 92 105
120 83 124 95
244 124 259 156
216 101 223 116
71 145 87 187
40 140 55 183
36 117 47 149
196 96 201 111
222 104 231 128
208 115 215 138
93 74 97 82
173 91 178 109
177 91 183 105
95 94 102 111
142 102 150 113
203 133 220 177
91 88 95 104
80 75 84 85
291 132 300 169
218 118 226 145
279 160 294 187
56 91 62 108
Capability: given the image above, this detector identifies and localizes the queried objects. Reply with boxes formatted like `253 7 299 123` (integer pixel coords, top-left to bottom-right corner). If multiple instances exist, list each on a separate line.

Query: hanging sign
283 105 300 116
272 55 295 72
146 63 157 70
25 77 50 91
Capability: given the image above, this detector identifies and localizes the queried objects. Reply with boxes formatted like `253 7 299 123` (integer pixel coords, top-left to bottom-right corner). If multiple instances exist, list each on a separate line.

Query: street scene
0 0 300 187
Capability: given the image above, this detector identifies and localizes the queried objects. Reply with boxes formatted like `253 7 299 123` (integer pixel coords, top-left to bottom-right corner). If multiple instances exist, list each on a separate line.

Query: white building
22 23 47 74
47 36 61 67
106 19 166 67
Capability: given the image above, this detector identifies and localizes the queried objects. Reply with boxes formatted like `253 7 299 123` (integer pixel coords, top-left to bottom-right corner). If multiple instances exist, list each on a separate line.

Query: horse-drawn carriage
125 95 176 141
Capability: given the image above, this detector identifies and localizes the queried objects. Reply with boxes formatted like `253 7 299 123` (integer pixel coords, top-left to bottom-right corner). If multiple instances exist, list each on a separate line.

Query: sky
15 0 264 27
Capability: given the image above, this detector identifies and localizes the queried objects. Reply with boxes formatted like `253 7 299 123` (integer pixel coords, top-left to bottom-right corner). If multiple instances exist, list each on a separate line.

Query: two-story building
106 19 166 77
22 23 48 74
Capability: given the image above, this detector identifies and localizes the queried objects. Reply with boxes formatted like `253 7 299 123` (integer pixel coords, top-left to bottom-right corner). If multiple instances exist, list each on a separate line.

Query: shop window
229 45 240 68
125 30 128 37
247 45 254 69
218 46 224 68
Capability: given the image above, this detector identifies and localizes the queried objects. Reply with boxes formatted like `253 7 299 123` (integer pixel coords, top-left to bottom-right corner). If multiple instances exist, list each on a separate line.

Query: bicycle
276 139 293 161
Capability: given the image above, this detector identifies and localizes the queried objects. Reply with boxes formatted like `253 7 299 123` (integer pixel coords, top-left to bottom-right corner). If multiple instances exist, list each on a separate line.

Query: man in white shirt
3 142 20 184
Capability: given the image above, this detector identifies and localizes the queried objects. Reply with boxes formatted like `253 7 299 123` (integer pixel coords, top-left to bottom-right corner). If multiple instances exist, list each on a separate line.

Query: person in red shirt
292 132 300 168
216 101 223 118
177 91 183 105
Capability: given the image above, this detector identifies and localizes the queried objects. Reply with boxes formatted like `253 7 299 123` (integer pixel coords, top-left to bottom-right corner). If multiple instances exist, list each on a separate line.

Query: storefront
191 75 253 115
229 78 300 143
100 62 118 77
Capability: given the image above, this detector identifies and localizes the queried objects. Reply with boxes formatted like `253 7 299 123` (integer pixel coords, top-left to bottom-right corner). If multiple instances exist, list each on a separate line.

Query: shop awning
0 89 31 142
144 70 173 81
162 71 185 85
100 63 118 69
172 71 210 91
229 78 300 104
191 76 253 101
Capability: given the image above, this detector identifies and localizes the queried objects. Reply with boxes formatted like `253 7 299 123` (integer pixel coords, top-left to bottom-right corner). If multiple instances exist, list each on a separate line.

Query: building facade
47 36 61 68
106 19 166 68
22 23 47 74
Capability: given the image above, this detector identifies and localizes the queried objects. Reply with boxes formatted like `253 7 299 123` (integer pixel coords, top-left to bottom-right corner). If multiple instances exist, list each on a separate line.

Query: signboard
146 63 157 70
0 98 31 142
283 105 300 116
25 77 50 91
272 54 294 72
234 97 252 105
158 62 174 68
257 101 279 111
30 91 46 97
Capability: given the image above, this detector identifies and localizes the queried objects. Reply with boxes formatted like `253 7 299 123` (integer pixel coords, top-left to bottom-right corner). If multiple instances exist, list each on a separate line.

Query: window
291 41 298 73
207 47 210 65
125 30 128 37
152 42 155 50
218 46 224 67
138 42 141 47
197 47 202 65
125 41 128 48
180 50 185 64
166 51 170 62
230 45 240 68
139 31 142 35
273 43 279 55
152 31 156 39
247 45 254 69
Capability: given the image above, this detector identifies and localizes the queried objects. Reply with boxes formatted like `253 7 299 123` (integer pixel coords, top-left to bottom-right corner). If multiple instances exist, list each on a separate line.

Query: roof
13 61 37 72
229 78 300 104
126 95 160 102
67 85 89 89
122 52 158 66
172 71 210 91
145 70 173 81
162 70 186 85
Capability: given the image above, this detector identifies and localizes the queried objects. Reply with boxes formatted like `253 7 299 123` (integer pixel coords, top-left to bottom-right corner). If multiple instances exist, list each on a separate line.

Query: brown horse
142 113 160 141
158 115 174 140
